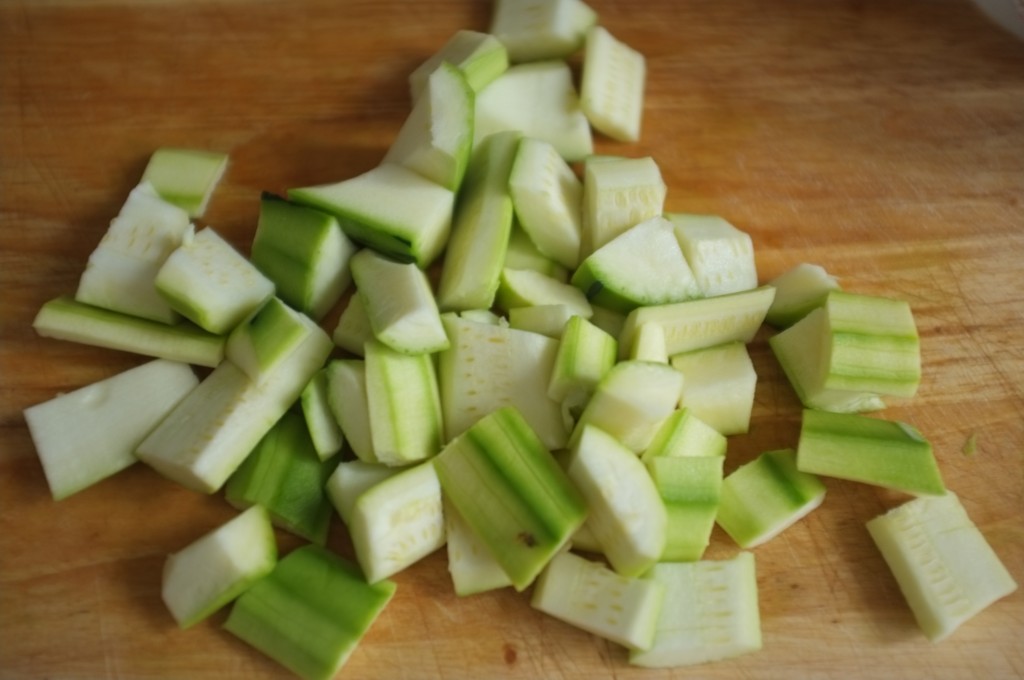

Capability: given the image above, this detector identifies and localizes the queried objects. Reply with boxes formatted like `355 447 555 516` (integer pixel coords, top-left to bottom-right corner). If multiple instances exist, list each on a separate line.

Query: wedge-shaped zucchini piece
619 285 775 360
508 137 583 269
365 340 444 466
141 148 227 218
251 194 356 321
582 156 665 257
580 25 646 142
668 213 758 298
628 322 668 363
76 182 192 323
770 290 920 412
325 359 376 463
225 411 335 545
161 505 276 628
497 268 592 318
24 359 198 500
797 409 944 496
439 313 569 450
866 492 1018 642
547 314 617 412
350 249 449 355
532 549 664 651
301 368 344 461
567 425 666 577
155 226 275 334
325 460 398 526
331 293 373 356
385 62 474 192
289 163 454 268
434 406 588 591
490 0 597 62
33 296 225 367
573 216 700 313
445 497 514 596
437 131 519 312
630 553 761 667
349 460 446 583
670 341 757 436
571 360 684 454
225 297 321 383
137 316 332 493
410 30 509 100
717 448 826 549
765 262 841 328
474 60 593 162
224 545 396 680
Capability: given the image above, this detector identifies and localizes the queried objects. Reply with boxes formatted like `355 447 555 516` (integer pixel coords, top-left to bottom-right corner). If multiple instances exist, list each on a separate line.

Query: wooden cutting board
2 1 1022 678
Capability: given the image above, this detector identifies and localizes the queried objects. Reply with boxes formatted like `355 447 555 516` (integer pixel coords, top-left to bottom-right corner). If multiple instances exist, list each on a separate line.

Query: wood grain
2 1 1022 678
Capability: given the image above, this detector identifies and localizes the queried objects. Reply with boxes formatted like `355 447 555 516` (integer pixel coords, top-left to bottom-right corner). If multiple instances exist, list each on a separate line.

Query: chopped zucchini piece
224 545 395 680
764 262 841 328
716 448 826 549
410 30 509 100
796 409 944 496
161 505 276 628
532 549 664 651
629 553 762 667
141 148 227 217
251 193 356 321
580 25 646 142
33 296 224 368
670 341 757 436
668 213 758 298
866 492 1018 642
24 359 198 500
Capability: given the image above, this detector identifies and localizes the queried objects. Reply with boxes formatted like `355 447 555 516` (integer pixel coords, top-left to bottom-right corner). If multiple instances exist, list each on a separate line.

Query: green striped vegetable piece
224 544 396 680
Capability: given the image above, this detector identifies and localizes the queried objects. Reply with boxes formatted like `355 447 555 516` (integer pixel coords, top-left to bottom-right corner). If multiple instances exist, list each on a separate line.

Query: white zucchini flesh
670 341 757 436
325 359 377 464
331 293 373 356
497 268 592 319
582 156 666 257
24 359 198 501
866 492 1018 643
668 213 758 298
571 360 684 454
161 505 276 628
580 25 646 143
155 226 275 335
325 460 398 527
490 0 597 63
765 262 841 328
439 313 569 451
136 323 333 494
348 461 446 584
384 62 475 192
350 248 449 355
629 553 762 668
76 182 192 324
566 425 667 578
531 549 664 651
474 60 593 163
571 216 700 312
508 137 583 269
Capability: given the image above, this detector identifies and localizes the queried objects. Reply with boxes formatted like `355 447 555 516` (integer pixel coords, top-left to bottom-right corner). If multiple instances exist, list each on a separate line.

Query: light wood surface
2 1 1022 678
